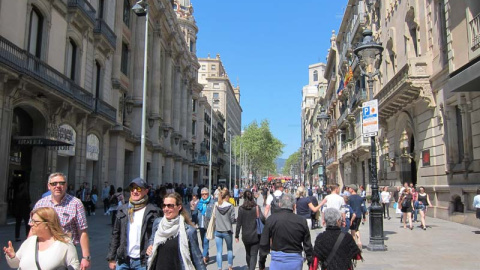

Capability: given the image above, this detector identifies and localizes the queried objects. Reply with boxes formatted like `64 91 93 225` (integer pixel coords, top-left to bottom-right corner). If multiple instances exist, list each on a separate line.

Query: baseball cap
129 177 148 189
347 184 358 192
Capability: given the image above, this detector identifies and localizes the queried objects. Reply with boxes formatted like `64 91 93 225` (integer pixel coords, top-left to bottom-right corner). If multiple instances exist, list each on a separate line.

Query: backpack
110 194 119 205
401 197 409 208
270 193 284 214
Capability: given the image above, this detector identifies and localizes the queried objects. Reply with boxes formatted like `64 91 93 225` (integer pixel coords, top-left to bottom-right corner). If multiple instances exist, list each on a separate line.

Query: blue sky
194 0 348 159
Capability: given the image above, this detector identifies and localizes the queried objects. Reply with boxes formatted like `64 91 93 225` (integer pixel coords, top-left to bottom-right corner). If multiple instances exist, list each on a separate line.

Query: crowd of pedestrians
5 171 461 270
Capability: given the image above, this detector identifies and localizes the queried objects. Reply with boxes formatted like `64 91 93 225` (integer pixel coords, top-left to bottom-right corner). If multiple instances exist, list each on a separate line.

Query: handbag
255 205 264 234
206 203 217 240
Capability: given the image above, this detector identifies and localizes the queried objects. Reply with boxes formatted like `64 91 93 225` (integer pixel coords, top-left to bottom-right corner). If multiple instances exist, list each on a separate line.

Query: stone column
186 82 193 141
109 133 126 189
151 151 161 186
163 51 173 127
173 159 182 183
459 102 472 164
180 78 187 138
164 156 173 183
182 163 188 184
188 165 194 186
0 78 14 224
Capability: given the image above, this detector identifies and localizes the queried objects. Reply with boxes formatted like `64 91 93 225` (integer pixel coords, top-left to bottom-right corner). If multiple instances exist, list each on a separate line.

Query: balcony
339 140 354 160
469 12 480 60
327 94 337 112
68 0 96 28
326 118 337 136
0 35 93 110
326 152 338 170
351 135 370 155
94 18 117 51
94 98 116 122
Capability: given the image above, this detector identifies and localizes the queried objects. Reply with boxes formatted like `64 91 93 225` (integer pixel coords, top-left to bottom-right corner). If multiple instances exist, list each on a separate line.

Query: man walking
347 184 366 248
102 181 111 215
79 182 92 216
259 193 313 270
33 172 91 270
264 180 295 217
107 177 159 270
233 184 240 206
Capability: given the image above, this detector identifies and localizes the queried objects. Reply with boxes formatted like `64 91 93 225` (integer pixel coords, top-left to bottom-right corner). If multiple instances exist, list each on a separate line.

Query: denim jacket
149 217 206 270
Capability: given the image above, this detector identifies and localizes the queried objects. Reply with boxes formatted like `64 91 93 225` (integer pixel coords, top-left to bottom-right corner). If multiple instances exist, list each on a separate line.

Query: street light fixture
317 107 330 186
354 29 386 251
133 0 148 179
228 128 232 190
304 136 313 186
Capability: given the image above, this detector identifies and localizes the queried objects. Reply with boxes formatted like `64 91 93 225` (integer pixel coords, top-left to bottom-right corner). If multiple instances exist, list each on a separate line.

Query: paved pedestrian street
1 201 479 270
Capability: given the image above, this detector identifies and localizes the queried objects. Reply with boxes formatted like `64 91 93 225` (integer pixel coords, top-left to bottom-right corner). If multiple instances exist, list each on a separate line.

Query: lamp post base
367 202 387 251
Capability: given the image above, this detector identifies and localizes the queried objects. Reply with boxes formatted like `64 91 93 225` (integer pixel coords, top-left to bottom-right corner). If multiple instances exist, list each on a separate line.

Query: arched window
67 38 77 81
28 6 43 58
313 70 318 82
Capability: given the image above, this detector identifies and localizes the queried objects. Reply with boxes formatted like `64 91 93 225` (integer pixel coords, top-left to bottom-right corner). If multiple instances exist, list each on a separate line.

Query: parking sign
362 99 378 137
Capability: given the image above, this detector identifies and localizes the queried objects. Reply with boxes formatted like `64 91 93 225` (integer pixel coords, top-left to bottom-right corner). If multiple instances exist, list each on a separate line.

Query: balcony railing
68 0 96 24
95 98 116 122
0 35 94 109
94 19 117 48
470 13 480 51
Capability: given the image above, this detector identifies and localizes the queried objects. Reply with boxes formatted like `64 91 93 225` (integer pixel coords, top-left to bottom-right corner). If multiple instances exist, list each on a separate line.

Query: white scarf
147 215 194 270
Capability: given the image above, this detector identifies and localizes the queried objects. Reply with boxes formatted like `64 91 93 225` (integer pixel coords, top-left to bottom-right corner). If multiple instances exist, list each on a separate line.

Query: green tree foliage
233 120 284 180
282 149 302 176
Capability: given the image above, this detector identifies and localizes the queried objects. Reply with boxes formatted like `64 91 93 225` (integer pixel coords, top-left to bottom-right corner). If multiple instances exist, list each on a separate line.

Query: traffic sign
362 99 378 136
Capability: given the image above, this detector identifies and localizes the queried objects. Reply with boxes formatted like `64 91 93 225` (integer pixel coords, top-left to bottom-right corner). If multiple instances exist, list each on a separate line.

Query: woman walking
147 193 206 270
417 187 432 230
399 188 414 230
295 186 321 229
214 189 235 270
235 190 265 270
380 186 391 220
197 187 215 264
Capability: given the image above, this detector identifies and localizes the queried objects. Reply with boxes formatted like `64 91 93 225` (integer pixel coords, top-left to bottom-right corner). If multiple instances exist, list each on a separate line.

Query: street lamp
133 0 148 179
208 97 219 194
305 136 314 186
317 107 330 186
354 29 386 251
228 128 232 190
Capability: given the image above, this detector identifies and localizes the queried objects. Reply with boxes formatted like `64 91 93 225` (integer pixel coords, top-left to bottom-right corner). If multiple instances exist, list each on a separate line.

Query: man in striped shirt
33 172 91 270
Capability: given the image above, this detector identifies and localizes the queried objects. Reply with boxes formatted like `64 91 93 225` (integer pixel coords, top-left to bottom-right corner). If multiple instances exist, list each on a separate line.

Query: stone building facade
309 0 480 226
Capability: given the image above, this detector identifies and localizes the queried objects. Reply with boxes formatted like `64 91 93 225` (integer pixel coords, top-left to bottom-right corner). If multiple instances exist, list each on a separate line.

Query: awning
12 136 73 146
448 57 480 92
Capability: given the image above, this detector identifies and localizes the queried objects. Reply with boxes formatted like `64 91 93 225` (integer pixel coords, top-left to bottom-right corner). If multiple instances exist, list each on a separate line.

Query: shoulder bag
206 203 217 240
318 232 346 270
256 205 264 234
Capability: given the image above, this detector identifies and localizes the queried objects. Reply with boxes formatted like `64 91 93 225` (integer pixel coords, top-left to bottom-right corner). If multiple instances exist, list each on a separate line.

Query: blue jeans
116 257 145 270
215 231 233 269
199 227 210 258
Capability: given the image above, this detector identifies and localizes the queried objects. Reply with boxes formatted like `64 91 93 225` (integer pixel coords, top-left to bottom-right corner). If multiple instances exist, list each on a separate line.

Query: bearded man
107 178 160 270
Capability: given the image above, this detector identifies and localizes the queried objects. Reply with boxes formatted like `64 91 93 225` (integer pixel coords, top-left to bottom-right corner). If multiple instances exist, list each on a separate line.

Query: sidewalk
1 202 479 269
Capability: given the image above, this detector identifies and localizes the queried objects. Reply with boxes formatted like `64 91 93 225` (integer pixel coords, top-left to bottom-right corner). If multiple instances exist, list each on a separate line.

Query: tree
282 149 302 176
233 120 284 182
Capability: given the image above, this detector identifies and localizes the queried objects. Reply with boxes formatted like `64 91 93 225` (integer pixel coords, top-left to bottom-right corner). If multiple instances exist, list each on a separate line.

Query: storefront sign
57 124 76 156
86 134 99 161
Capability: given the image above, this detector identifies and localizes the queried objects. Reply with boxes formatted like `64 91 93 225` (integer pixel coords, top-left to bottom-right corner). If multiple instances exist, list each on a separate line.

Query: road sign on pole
362 99 379 137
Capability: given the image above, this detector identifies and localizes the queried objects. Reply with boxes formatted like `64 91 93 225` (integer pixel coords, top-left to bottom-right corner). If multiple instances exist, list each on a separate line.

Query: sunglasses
30 219 45 226
49 181 67 187
201 193 208 195
130 186 143 192
163 204 177 209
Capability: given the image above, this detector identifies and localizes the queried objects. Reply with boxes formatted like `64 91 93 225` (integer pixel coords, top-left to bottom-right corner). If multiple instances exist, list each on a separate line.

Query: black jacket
313 226 361 270
106 203 159 265
235 205 265 245
259 209 313 267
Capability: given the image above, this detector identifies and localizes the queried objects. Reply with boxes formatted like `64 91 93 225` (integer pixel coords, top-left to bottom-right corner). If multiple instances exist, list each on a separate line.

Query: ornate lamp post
317 107 330 186
304 136 314 186
354 29 386 251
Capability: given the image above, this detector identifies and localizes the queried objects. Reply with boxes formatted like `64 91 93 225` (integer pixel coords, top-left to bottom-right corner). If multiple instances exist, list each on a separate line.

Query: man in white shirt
319 183 344 226
264 181 296 217
107 178 159 270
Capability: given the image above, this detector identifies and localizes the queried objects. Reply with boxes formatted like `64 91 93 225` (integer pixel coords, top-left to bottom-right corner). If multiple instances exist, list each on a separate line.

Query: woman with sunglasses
147 193 205 270
196 187 215 264
3 207 80 269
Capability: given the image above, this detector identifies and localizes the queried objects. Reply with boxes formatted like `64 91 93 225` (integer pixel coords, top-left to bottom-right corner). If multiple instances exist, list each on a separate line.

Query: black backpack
270 193 284 214
110 194 119 205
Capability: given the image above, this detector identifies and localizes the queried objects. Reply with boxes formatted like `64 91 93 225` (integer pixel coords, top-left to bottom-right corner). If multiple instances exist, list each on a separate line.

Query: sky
193 0 348 159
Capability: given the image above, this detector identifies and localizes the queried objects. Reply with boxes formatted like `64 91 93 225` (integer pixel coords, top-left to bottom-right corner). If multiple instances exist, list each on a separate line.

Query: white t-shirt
128 207 146 259
6 235 79 270
265 190 283 205
322 193 344 212
381 191 391 203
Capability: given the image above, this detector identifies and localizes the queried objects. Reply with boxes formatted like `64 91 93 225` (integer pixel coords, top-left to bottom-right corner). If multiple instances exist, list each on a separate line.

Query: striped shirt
33 193 88 245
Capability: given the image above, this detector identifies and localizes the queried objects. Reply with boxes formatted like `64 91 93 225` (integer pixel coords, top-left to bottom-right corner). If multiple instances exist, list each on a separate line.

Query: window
213 83 220 89
211 64 216 70
121 42 129 75
201 65 206 70
189 40 194 52
98 0 105 19
213 92 219 99
192 99 197 112
313 70 318 81
123 0 131 27
28 6 43 58
94 60 102 98
192 120 196 135
455 106 464 163
66 38 77 81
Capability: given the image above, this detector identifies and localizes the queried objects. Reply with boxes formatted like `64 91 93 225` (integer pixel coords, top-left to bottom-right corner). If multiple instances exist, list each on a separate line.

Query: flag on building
337 79 345 96
344 66 353 87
